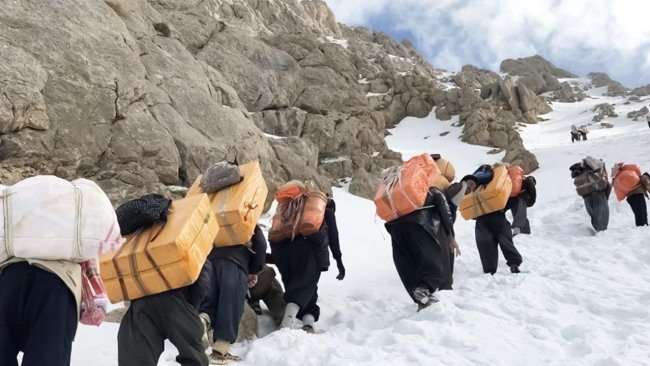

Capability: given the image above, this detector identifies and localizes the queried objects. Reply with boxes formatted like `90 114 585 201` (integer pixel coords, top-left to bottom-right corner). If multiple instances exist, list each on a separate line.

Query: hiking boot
512 227 521 237
416 293 439 312
510 265 521 274
412 287 432 306
209 351 241 365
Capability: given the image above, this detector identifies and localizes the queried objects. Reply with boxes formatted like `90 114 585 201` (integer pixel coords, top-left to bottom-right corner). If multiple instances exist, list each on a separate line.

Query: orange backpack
613 164 641 201
508 165 525 197
374 153 441 221
269 183 327 242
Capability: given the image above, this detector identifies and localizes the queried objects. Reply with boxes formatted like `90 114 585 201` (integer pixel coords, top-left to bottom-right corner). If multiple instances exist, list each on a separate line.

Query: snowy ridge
69 82 650 365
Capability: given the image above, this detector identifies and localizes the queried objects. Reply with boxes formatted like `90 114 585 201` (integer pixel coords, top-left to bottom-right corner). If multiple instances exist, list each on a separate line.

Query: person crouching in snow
385 185 456 310
199 225 267 364
270 188 345 334
438 177 477 290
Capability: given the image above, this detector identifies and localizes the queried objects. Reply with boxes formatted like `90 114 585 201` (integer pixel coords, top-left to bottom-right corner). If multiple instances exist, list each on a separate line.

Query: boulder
348 168 380 200
552 82 586 102
627 106 649 120
500 55 575 94
592 103 618 122
632 84 650 97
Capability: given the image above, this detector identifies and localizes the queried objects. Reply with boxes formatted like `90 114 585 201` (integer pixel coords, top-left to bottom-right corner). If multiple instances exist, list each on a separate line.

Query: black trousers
437 227 454 290
200 258 247 343
0 262 78 366
390 222 444 299
475 211 523 274
273 239 322 321
506 196 531 234
118 289 208 366
584 191 609 232
627 193 648 227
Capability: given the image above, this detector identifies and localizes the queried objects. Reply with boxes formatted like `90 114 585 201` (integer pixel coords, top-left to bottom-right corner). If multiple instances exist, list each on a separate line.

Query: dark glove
335 259 345 280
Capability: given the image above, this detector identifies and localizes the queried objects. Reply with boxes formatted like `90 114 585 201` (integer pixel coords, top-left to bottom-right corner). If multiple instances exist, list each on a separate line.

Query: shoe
209 351 241 364
301 314 316 333
416 293 439 312
510 265 520 274
413 287 431 306
512 227 521 237
199 313 211 349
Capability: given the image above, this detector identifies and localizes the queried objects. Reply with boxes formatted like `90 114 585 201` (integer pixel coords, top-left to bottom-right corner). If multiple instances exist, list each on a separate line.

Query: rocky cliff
0 0 443 203
0 0 606 202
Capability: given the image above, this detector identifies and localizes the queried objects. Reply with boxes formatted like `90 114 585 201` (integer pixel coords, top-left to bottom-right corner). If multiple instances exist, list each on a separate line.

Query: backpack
374 153 441 221
508 165 525 197
612 164 641 201
573 166 608 197
473 164 494 185
269 182 328 242
199 161 243 194
115 193 172 236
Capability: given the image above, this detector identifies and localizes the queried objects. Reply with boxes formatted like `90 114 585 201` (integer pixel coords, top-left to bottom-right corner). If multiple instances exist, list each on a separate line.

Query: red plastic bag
79 260 107 326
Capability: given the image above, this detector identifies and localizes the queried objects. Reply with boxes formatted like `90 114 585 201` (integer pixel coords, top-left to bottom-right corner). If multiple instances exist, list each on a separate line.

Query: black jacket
207 225 267 274
269 199 342 271
384 188 455 243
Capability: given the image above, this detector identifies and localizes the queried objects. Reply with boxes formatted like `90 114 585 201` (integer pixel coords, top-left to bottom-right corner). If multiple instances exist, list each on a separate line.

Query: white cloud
325 0 650 86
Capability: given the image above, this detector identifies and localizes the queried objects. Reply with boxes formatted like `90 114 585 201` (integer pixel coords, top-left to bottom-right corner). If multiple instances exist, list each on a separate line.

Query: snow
323 36 349 49
68 83 650 365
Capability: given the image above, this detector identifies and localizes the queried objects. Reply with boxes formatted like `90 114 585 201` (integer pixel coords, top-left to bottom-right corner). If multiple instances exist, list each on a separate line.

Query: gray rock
627 106 649 120
632 84 650 97
500 55 575 94
552 82 586 102
236 303 258 342
348 168 380 200
592 103 618 122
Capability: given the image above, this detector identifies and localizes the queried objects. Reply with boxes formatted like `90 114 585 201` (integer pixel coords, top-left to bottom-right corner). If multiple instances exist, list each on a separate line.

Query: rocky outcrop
452 65 501 89
553 82 587 102
627 106 649 120
592 103 618 122
480 77 552 123
500 55 575 94
348 168 380 200
0 0 441 203
632 84 650 97
588 72 629 97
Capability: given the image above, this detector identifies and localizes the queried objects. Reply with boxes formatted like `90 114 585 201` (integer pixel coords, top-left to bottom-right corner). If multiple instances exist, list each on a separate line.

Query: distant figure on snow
571 125 581 143
570 156 611 232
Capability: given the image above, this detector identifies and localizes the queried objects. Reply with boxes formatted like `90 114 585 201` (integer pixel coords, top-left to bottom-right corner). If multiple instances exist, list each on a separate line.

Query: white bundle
0 176 123 263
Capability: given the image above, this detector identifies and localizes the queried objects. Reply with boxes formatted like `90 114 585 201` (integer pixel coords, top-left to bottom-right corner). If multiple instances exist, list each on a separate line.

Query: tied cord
279 194 306 240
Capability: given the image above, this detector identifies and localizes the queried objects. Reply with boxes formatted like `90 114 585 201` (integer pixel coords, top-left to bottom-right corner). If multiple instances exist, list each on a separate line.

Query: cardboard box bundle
100 194 218 303
186 160 268 247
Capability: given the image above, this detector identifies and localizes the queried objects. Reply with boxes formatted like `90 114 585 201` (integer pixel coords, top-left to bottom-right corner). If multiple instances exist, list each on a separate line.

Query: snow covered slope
69 83 650 365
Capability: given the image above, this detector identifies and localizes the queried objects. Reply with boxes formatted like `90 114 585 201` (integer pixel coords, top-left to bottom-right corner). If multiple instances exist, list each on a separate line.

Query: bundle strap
2 187 14 258
72 182 83 261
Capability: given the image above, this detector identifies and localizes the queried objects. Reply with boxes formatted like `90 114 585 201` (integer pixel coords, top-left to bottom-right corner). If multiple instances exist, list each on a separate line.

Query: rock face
588 72 629 97
0 0 439 202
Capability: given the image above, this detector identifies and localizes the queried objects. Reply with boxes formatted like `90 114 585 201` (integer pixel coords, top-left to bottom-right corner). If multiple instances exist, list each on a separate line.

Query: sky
324 0 650 88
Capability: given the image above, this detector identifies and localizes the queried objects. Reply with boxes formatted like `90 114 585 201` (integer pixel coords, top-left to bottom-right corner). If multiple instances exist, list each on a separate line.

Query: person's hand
336 259 346 280
247 274 258 288
450 238 461 257
94 296 109 315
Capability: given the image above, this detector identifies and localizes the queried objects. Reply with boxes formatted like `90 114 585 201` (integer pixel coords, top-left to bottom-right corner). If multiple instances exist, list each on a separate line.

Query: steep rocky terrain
0 0 632 202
